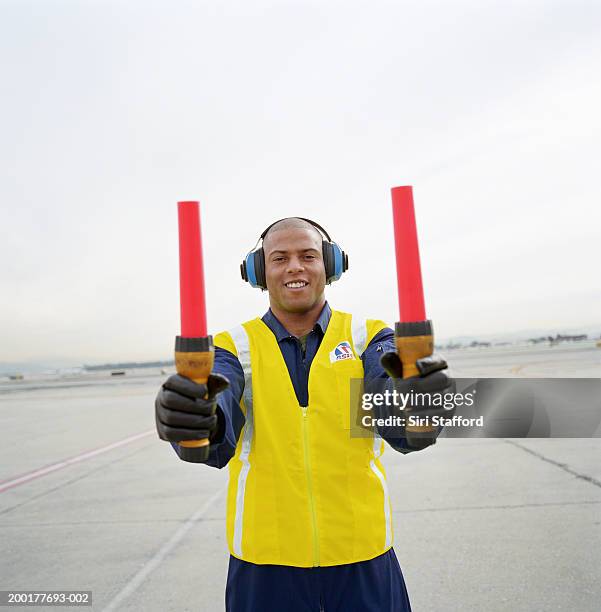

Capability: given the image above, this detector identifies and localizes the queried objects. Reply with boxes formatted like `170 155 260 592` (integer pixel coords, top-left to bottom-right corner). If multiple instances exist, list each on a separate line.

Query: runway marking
0 430 155 494
101 488 224 612
0 443 154 516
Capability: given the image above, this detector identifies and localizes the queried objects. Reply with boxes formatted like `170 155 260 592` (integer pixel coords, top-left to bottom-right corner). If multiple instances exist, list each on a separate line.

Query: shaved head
263 218 322 245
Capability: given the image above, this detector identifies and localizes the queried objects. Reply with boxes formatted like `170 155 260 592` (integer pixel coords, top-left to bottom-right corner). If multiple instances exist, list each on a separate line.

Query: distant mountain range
0 359 85 376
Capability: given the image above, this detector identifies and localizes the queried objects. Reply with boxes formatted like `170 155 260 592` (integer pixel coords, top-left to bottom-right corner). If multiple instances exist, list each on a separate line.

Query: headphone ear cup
328 242 346 283
322 241 334 284
242 248 266 289
253 248 266 290
322 241 348 284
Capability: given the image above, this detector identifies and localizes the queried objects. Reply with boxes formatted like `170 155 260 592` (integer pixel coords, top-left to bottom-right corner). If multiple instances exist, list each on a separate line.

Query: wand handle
395 324 437 437
175 336 214 451
394 321 434 379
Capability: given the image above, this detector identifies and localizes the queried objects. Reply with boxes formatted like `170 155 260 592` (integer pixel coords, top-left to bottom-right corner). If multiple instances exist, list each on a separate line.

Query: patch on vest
329 341 355 362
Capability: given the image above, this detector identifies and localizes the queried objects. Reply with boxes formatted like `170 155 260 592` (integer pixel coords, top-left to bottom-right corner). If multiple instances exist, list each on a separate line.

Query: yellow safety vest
214 309 393 567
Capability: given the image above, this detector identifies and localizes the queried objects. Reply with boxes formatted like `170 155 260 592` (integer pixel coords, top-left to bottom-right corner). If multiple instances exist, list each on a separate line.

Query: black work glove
155 373 229 449
379 351 455 450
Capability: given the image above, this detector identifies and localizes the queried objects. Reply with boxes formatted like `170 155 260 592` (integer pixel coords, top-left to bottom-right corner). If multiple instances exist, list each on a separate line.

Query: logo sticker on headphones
329 341 355 362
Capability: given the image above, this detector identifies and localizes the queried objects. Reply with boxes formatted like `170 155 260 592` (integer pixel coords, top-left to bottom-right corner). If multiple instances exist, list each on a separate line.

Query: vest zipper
301 405 320 566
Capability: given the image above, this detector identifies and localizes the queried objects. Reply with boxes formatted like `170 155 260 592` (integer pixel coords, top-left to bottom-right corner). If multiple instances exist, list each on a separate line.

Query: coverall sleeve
362 327 442 454
171 345 246 468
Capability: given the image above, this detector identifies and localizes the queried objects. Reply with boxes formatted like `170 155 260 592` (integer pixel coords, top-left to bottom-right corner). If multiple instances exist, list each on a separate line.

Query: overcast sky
1 0 600 364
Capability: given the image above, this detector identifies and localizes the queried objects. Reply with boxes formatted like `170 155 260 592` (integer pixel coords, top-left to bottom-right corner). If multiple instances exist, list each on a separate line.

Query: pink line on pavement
0 430 155 493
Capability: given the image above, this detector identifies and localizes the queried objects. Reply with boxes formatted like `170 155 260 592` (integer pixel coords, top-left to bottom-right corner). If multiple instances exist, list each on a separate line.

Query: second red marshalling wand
390 186 436 438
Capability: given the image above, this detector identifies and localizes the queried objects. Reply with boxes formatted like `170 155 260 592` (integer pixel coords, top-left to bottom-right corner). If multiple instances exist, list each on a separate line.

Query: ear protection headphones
240 217 349 290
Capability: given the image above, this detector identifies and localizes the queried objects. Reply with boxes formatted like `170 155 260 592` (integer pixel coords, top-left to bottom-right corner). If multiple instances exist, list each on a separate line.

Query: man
155 217 453 611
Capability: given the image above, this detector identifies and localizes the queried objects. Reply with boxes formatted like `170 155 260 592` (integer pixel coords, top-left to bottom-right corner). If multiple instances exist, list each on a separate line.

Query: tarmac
0 342 600 611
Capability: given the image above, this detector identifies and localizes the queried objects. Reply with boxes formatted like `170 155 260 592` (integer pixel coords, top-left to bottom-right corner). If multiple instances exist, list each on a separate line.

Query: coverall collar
263 302 332 342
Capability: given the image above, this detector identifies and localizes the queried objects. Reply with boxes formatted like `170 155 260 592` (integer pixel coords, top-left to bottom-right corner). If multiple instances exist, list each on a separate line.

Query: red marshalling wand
390 186 436 438
175 201 214 456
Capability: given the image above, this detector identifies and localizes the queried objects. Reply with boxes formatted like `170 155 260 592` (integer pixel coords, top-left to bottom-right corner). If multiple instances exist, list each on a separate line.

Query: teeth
286 281 307 288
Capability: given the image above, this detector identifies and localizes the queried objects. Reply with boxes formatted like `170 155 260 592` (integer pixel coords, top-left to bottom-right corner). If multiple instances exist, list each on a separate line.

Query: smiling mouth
284 281 309 289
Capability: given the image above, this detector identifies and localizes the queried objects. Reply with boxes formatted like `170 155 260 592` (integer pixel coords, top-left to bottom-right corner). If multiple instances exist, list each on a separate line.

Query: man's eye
273 257 285 262
305 255 316 260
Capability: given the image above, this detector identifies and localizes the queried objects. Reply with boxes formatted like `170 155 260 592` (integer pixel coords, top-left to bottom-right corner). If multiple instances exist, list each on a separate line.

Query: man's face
263 227 326 314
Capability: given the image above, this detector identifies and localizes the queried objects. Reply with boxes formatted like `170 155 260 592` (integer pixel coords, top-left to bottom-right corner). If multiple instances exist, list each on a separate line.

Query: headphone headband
259 217 333 242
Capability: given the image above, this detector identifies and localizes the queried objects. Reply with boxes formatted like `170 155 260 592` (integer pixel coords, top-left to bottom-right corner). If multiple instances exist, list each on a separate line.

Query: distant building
528 334 588 345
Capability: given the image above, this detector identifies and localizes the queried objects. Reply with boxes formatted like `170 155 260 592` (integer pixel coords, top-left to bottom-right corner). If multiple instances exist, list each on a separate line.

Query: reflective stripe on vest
228 325 253 558
351 317 392 548
370 434 393 548
351 317 368 357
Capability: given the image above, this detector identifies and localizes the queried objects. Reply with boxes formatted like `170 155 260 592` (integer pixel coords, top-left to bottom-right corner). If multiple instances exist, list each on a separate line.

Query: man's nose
286 257 305 273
